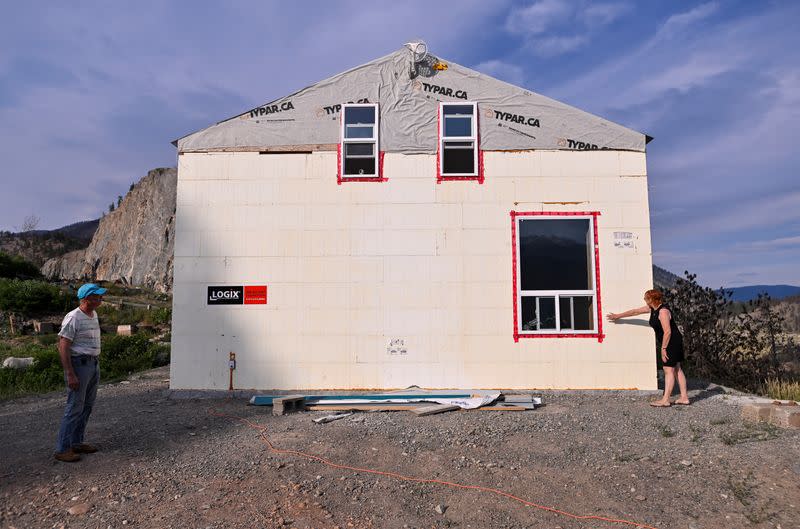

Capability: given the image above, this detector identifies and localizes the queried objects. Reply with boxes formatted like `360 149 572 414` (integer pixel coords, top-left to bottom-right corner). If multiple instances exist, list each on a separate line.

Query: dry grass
762 378 800 401
719 422 780 446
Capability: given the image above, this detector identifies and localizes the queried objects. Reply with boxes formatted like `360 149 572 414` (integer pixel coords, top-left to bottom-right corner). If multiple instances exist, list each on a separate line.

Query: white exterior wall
171 150 655 390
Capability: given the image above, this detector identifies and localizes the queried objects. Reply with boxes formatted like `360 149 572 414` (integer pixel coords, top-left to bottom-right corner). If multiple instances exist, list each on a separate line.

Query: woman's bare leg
651 367 674 406
674 364 689 404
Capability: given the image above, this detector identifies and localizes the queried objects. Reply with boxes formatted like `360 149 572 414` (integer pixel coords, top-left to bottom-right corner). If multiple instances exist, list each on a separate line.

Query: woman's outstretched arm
606 306 649 321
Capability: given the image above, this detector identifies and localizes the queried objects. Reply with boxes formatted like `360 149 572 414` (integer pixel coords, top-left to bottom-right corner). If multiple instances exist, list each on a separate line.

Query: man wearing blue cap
54 283 107 462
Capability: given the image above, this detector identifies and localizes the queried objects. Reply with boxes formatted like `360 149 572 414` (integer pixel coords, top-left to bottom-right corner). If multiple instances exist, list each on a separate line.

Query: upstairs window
341 104 379 178
439 102 478 178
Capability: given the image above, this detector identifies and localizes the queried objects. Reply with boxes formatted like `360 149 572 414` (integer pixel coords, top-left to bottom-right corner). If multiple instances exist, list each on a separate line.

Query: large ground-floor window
511 211 604 342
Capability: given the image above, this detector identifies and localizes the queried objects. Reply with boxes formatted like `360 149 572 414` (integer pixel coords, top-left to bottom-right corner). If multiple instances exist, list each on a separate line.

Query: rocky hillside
42 168 176 292
653 265 681 289
0 228 95 268
36 219 100 241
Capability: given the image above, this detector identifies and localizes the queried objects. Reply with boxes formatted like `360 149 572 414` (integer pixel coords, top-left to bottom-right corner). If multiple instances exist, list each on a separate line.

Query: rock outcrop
42 168 177 292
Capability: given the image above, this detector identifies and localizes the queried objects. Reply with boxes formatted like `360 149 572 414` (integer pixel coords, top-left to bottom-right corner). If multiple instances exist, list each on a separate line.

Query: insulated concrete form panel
171 151 655 390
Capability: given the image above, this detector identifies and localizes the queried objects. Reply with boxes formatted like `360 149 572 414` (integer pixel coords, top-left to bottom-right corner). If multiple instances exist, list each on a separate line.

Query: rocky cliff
42 167 177 292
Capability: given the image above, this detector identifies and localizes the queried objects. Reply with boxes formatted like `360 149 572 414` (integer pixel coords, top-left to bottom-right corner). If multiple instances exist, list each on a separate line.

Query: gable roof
176 46 646 153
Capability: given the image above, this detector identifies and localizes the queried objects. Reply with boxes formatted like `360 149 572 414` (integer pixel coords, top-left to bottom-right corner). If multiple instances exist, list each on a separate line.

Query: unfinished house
171 42 655 391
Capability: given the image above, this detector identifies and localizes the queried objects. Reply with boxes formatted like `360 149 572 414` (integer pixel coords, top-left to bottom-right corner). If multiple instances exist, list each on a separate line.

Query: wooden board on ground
412 404 460 416
306 404 421 411
307 404 528 412
503 394 534 403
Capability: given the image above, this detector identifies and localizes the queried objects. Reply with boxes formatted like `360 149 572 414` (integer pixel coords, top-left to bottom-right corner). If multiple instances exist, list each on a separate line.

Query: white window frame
340 103 379 178
439 101 478 177
515 214 598 335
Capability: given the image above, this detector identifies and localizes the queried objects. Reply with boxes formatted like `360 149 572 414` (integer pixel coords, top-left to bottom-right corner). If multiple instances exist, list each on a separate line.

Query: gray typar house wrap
176 44 646 154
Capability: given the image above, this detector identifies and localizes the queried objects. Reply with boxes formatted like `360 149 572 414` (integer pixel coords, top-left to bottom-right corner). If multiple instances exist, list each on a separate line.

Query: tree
109 203 115 213
665 272 794 392
17 214 40 232
117 195 123 208
129 183 135 192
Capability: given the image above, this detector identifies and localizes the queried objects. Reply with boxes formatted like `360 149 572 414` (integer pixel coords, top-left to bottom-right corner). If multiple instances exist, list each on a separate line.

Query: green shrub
36 334 59 346
96 304 148 327
150 342 171 367
0 279 72 315
0 252 41 279
147 306 172 326
101 334 154 377
1 333 170 398
0 345 65 398
665 273 796 392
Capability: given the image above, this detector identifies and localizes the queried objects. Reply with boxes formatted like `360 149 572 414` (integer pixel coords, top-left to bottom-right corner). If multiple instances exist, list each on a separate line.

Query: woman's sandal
673 400 691 406
649 401 672 407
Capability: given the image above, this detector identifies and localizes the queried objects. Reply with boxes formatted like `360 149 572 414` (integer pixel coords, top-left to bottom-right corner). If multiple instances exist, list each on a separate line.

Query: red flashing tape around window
511 211 602 218
436 106 442 184
437 105 484 184
336 143 342 185
525 334 603 339
510 210 605 343
592 213 605 342
477 108 485 184
478 149 485 184
511 212 520 342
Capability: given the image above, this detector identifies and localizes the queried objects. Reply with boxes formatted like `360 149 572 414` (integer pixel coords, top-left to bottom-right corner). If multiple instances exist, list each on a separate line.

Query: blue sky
0 1 797 288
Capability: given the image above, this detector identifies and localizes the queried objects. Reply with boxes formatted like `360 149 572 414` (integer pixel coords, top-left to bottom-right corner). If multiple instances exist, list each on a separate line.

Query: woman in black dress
607 289 689 406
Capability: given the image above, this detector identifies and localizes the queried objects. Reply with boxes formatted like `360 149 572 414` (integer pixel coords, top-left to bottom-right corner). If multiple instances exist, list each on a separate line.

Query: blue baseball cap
77 283 107 299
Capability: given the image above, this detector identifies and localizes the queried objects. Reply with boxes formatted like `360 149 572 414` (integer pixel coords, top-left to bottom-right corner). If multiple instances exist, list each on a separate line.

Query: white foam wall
171 150 655 390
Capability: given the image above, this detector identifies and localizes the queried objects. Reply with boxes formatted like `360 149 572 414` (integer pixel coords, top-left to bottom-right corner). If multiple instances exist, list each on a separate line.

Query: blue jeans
55 355 99 453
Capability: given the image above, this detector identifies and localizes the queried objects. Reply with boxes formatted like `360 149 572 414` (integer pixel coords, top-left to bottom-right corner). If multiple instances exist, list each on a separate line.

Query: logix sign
207 286 268 305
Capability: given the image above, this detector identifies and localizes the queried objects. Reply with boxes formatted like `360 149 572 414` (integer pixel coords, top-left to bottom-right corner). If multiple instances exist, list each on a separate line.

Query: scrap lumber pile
250 393 542 416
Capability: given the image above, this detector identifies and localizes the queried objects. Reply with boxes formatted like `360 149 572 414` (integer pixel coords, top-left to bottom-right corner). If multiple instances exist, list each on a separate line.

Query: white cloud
580 2 632 28
529 35 588 57
504 0 630 57
634 52 744 100
653 190 800 242
506 0 572 36
472 60 526 86
655 2 719 42
734 235 800 251
554 2 727 107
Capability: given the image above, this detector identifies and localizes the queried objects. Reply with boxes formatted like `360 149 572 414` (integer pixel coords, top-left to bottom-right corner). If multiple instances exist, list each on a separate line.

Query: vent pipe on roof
405 40 428 78
405 40 428 62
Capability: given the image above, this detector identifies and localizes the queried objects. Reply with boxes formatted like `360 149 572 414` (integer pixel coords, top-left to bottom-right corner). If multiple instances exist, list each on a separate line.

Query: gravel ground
1 366 799 529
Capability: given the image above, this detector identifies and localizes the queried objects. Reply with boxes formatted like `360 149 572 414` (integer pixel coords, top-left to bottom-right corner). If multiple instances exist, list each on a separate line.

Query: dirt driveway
1 367 798 529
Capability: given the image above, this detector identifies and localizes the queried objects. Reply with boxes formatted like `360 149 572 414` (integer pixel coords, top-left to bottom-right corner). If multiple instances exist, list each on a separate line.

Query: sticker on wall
613 231 636 249
244 285 268 305
207 285 268 305
208 286 244 305
387 338 408 355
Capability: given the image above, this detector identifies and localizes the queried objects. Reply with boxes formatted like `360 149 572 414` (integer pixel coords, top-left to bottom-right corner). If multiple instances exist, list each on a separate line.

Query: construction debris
741 402 800 428
250 393 471 406
411 404 460 416
272 395 306 416
312 413 353 424
255 391 542 416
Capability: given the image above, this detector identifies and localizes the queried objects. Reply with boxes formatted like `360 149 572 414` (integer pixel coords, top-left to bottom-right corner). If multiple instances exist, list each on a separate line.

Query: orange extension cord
210 408 658 529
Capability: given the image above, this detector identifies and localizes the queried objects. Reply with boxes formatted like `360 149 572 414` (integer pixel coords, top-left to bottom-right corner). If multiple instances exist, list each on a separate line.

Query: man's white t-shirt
58 307 101 357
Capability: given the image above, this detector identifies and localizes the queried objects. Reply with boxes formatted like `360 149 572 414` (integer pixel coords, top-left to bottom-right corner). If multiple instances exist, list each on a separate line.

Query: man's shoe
72 443 99 454
54 449 81 462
